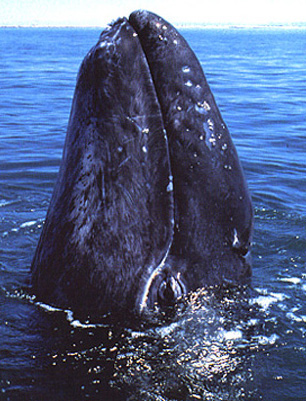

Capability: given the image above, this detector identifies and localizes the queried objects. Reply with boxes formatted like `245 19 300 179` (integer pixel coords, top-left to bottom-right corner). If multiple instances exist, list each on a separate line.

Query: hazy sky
1 0 306 27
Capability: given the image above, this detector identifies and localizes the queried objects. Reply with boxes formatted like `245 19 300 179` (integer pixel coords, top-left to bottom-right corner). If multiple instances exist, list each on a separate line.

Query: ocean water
0 26 306 400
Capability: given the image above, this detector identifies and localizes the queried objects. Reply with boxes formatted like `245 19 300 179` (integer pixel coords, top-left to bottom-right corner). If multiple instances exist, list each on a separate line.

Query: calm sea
0 27 305 400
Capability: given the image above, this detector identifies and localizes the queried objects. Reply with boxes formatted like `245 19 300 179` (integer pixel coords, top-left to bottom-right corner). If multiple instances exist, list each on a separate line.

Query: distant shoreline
1 23 306 30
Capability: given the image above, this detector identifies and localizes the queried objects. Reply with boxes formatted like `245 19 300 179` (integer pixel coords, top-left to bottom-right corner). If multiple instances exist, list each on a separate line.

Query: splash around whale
31 10 253 322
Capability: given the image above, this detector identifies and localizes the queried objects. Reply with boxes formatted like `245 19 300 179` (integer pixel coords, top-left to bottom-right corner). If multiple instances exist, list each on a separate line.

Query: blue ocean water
0 26 306 400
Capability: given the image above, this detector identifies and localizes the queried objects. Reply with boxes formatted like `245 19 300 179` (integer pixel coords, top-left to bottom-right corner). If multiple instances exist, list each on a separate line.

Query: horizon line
2 21 306 29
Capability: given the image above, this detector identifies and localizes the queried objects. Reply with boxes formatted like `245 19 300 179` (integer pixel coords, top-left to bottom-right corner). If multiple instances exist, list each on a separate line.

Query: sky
1 0 306 27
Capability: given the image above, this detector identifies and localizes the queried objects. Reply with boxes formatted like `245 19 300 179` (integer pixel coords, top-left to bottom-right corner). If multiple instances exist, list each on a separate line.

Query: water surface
1 27 306 400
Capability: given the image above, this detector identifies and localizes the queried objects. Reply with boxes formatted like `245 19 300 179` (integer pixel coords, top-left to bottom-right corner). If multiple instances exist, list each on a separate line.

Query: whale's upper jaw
31 10 253 318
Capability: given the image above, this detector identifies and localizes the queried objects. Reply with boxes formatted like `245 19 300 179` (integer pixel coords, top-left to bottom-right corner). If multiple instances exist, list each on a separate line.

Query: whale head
31 11 253 321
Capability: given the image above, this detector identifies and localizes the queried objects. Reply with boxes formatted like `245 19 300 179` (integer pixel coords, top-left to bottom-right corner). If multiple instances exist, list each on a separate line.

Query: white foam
36 302 106 329
36 301 62 313
247 318 260 326
155 322 180 338
65 310 98 328
0 199 15 207
218 328 243 341
270 292 288 301
131 330 147 339
20 220 37 228
255 333 279 345
279 277 301 285
250 292 287 311
286 312 303 323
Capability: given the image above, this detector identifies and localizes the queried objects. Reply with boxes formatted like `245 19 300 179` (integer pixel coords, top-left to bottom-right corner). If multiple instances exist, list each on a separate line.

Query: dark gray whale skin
31 10 253 319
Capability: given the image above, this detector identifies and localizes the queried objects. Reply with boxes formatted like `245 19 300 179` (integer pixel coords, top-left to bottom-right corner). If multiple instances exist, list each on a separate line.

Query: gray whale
31 10 253 319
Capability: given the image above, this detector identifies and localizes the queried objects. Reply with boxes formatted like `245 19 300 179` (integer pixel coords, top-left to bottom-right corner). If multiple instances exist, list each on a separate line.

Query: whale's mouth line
125 14 178 308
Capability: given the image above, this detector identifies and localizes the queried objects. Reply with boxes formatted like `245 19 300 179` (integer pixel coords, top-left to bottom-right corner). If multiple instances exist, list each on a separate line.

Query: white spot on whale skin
99 41 110 48
203 122 216 150
207 118 214 131
196 103 210 117
195 104 206 115
195 101 211 115
97 41 116 56
167 182 173 192
232 228 239 247
142 145 148 153
182 66 190 73
204 101 211 111
167 175 173 192
185 80 193 87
